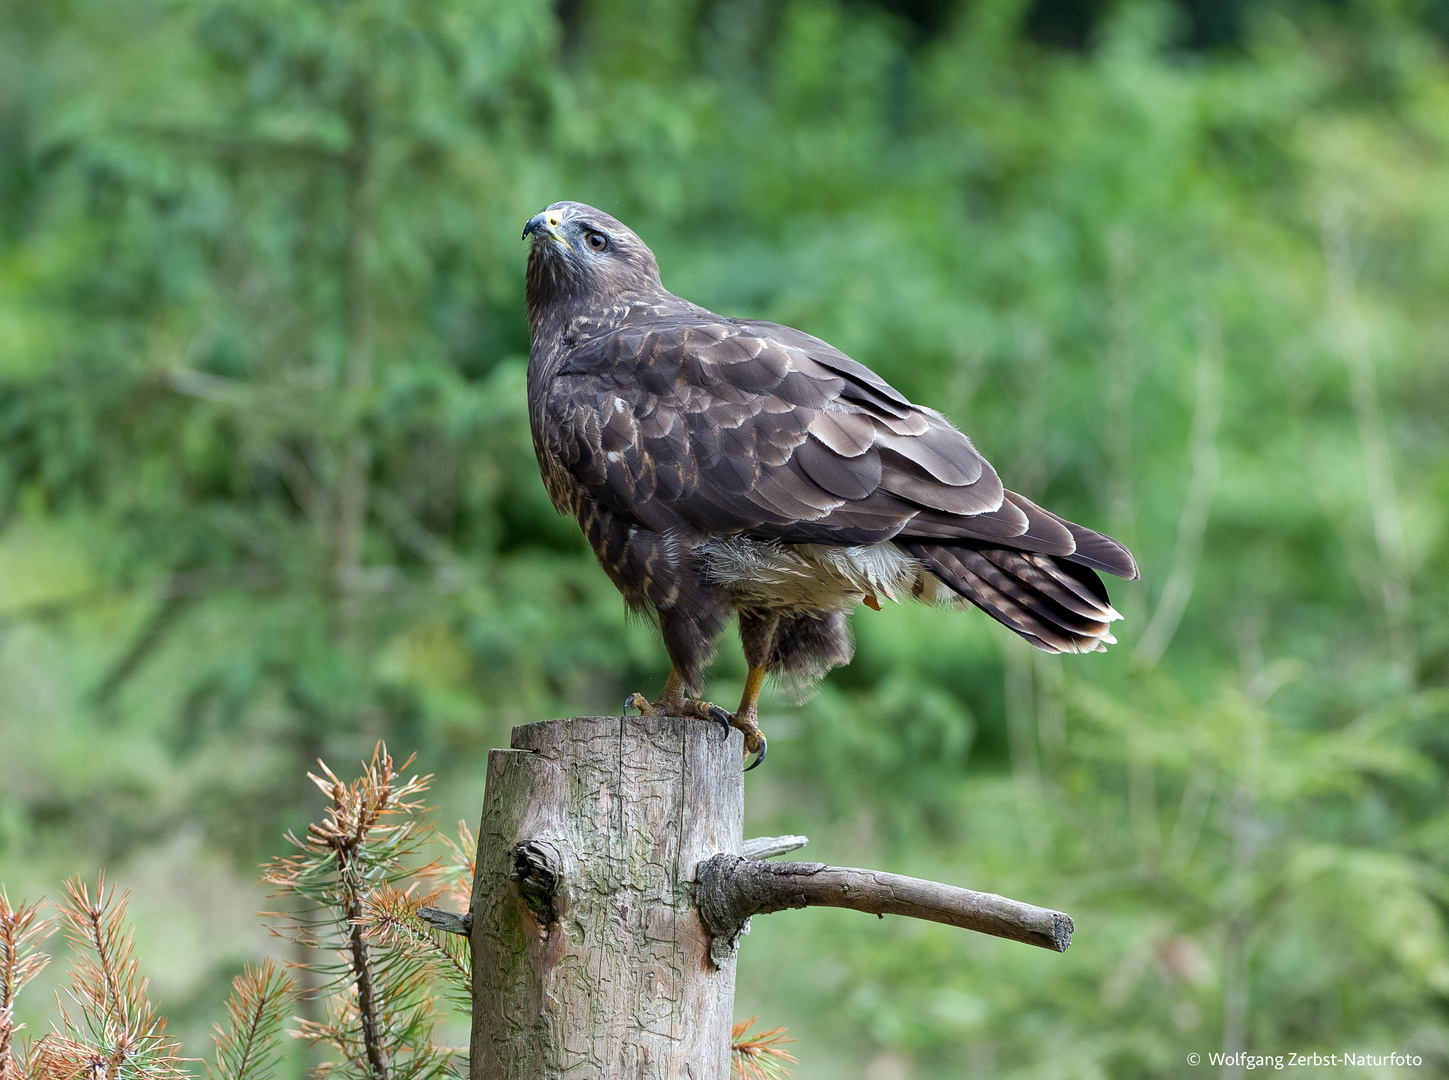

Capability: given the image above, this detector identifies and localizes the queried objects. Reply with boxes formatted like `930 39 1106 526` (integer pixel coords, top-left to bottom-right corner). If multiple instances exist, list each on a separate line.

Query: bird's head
522 201 663 328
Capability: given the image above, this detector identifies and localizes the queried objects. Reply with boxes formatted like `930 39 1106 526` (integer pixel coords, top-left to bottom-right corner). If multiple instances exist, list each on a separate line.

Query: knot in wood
695 854 828 965
509 839 567 926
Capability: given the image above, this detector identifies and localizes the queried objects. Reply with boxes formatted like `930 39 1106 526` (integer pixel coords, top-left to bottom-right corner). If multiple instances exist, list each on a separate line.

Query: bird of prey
523 202 1137 769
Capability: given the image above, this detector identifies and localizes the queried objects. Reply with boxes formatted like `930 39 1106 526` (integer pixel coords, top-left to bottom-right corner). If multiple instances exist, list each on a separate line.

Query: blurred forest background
2 0 1448 1076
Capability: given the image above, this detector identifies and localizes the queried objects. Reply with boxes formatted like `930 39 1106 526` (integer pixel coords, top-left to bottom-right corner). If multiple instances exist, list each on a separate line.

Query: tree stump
463 716 1075 1079
468 715 742 1079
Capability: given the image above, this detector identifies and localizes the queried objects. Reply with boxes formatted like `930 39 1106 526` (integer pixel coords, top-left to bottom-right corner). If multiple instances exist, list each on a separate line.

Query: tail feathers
1059 519 1138 580
1000 491 1139 580
899 542 1123 654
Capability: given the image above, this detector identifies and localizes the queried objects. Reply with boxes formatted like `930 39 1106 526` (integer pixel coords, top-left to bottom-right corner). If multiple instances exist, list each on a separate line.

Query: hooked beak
522 210 572 250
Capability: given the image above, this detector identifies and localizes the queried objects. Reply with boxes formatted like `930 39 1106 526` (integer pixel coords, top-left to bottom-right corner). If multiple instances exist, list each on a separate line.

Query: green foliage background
2 0 1448 1075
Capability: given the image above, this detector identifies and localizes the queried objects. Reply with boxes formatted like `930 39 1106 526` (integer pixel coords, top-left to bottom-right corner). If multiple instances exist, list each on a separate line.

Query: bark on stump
468 715 742 1079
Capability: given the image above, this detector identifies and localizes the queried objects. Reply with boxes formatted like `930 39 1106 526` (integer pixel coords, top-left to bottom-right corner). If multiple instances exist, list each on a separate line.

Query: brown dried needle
1 888 57 1080
34 876 185 1080
731 1017 796 1080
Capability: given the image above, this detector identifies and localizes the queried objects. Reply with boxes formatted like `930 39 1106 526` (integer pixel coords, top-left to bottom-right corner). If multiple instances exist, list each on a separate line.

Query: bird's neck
527 286 685 344
525 250 574 334
525 252 680 339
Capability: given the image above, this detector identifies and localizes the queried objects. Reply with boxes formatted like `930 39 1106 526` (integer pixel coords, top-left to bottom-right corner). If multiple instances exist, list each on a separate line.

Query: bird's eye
586 231 609 252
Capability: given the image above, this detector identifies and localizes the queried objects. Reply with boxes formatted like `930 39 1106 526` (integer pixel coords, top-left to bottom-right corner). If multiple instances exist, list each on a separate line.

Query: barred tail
897 543 1125 654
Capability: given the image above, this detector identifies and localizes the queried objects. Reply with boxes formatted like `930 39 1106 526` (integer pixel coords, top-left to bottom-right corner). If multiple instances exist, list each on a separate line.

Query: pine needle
207 959 295 1080
1 888 57 1080
35 876 186 1080
731 1017 796 1080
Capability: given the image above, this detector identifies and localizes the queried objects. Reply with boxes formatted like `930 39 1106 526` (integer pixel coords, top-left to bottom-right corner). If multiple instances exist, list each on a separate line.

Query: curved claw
624 692 650 715
706 704 733 738
743 735 768 772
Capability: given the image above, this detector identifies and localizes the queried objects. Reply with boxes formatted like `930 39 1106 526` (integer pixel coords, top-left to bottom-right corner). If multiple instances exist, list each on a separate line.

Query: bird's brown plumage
524 201 1138 699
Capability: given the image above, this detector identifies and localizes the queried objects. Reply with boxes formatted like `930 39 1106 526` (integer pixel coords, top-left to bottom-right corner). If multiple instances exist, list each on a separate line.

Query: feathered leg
769 609 853 683
624 603 771 769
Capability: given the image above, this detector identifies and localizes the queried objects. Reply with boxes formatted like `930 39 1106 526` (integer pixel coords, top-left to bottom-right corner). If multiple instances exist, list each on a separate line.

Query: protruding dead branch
740 835 809 860
695 855 1073 962
418 908 472 937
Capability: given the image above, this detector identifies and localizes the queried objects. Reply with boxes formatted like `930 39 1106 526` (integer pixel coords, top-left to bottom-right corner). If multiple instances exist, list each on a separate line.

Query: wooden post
462 716 1075 1079
468 715 743 1079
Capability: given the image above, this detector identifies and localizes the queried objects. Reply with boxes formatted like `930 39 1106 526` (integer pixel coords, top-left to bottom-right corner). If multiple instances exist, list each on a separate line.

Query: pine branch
1 889 57 1080
362 887 470 1007
263 744 457 1080
207 959 295 1080
291 971 450 1080
348 898 389 1080
59 877 140 1033
37 877 186 1080
731 1017 796 1080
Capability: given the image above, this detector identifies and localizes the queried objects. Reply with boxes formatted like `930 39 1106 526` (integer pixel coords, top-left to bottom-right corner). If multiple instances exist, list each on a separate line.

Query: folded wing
544 314 1136 583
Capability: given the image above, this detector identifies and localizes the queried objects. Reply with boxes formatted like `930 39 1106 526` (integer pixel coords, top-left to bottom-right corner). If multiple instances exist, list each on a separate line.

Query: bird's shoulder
549 304 923 424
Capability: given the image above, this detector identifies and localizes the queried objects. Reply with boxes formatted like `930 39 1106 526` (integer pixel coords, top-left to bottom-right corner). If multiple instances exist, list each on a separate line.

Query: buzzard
524 202 1137 769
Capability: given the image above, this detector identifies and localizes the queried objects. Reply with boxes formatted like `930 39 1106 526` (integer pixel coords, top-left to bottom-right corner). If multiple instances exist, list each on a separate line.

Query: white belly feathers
699 537 951 614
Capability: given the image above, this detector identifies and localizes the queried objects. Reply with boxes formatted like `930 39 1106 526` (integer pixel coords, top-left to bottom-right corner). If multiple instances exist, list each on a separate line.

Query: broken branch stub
695 854 1074 960
739 834 809 860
